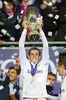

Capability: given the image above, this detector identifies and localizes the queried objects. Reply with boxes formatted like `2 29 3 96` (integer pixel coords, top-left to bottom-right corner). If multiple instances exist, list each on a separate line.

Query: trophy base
28 31 40 41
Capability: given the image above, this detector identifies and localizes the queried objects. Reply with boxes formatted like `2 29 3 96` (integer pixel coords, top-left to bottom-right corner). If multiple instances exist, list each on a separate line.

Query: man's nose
33 54 36 57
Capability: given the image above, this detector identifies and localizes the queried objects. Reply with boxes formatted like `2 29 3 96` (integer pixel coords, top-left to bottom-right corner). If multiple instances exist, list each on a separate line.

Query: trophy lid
26 6 39 19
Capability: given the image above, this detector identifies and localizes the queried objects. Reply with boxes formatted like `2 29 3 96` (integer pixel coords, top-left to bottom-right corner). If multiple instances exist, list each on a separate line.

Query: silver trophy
25 7 42 41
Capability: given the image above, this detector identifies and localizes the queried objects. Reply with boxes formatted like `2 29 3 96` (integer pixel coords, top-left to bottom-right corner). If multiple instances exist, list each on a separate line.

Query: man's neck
10 81 16 85
31 62 38 65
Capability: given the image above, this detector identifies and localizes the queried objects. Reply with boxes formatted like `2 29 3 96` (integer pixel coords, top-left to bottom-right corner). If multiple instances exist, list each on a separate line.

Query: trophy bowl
25 6 42 41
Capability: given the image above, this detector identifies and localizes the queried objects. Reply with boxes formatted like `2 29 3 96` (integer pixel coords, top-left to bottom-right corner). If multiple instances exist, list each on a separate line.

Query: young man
8 66 21 100
19 18 49 100
57 57 66 100
0 68 16 100
47 72 56 93
46 72 58 100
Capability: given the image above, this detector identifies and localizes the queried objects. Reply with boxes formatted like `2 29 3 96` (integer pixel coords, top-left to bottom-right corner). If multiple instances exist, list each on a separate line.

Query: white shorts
23 98 46 100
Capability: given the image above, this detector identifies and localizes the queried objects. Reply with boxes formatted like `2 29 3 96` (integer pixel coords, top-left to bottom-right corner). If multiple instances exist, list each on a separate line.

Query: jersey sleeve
19 29 29 100
40 30 49 65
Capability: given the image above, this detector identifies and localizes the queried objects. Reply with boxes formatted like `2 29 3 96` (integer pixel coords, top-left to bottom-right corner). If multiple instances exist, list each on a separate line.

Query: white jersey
22 62 47 98
19 29 49 98
9 83 15 95
60 76 66 100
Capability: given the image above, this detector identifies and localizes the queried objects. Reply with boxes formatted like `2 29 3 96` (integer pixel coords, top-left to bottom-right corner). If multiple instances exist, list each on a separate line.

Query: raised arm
19 19 29 67
40 30 49 65
19 19 29 100
36 21 49 65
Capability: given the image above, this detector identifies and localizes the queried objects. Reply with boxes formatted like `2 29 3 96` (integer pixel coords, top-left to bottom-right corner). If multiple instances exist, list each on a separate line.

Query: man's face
28 50 40 64
4 2 14 12
8 69 18 82
47 75 56 86
57 64 64 76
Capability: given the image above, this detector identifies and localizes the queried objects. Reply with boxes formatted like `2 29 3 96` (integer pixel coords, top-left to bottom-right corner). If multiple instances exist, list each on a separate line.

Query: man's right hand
22 19 29 30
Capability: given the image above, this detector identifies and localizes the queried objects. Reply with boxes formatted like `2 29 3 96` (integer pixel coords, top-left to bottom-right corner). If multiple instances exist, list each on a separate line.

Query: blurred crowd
0 0 66 46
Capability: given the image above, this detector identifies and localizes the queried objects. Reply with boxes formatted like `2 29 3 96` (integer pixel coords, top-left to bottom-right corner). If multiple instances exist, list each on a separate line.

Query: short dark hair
28 47 41 56
8 66 21 75
48 72 56 78
58 58 66 69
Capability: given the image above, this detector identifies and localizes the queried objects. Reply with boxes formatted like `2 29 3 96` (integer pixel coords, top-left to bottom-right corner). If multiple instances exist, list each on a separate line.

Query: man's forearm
19 29 27 47
40 30 48 47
